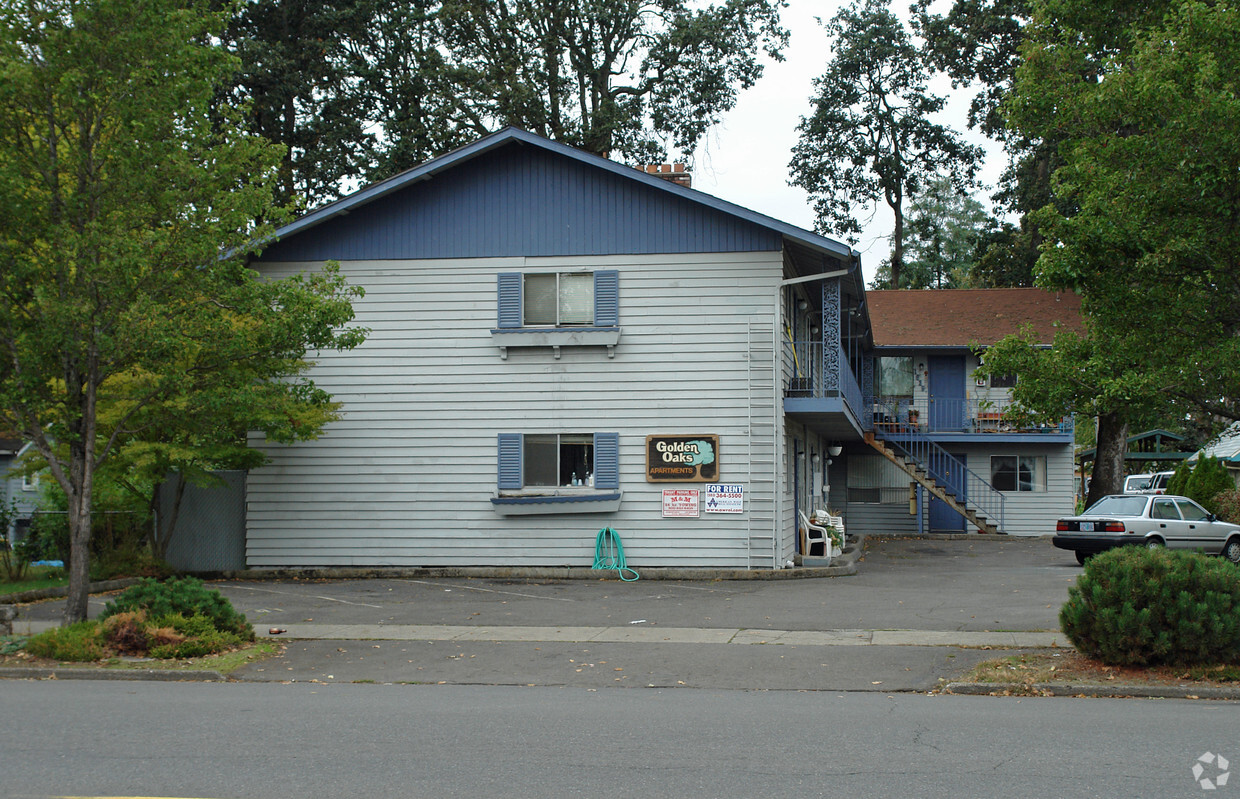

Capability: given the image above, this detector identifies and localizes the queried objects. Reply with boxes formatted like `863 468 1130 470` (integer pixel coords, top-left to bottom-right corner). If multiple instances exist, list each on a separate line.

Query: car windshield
1124 476 1151 491
1084 495 1149 517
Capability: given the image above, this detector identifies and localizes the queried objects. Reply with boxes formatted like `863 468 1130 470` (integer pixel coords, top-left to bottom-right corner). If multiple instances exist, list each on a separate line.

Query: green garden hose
593 527 640 581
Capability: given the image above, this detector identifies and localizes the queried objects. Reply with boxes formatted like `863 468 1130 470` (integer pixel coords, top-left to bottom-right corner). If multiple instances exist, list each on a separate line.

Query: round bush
101 577 253 639
1061 547 1240 666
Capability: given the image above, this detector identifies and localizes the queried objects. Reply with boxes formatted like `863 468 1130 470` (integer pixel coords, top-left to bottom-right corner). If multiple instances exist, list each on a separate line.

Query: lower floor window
524 433 594 487
846 452 913 504
991 455 1046 492
497 432 620 492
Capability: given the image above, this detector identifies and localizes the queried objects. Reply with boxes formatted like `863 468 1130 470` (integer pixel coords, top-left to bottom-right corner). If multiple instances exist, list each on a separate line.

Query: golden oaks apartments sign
645 435 720 482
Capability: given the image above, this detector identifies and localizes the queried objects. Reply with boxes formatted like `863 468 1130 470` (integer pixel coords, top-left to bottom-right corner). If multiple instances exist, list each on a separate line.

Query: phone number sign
704 484 744 514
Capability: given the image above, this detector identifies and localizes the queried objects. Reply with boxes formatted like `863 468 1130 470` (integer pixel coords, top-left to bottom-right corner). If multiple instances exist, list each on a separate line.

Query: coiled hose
593 527 640 581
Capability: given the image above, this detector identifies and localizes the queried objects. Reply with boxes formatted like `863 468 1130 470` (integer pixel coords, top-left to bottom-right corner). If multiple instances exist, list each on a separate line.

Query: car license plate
1080 522 1094 532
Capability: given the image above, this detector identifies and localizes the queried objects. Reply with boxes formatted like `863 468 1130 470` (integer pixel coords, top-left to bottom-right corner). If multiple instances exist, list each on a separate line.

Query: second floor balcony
782 339 1074 440
871 395 1074 438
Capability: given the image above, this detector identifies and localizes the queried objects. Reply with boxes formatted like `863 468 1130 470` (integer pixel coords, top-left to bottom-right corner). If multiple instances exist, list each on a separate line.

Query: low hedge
1061 547 1240 666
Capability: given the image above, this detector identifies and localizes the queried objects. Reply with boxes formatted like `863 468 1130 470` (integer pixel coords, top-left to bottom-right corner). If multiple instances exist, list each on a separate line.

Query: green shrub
1061 547 1240 666
24 621 106 662
1167 461 1193 497
1186 457 1234 515
101 577 252 639
1214 489 1240 524
147 613 245 658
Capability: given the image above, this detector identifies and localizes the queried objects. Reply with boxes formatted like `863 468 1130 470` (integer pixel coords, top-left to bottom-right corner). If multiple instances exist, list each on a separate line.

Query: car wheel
1146 537 1165 550
1075 551 1090 566
1224 538 1240 566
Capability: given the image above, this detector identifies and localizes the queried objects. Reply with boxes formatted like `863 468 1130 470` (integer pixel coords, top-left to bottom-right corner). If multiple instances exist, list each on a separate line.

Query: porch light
828 444 843 457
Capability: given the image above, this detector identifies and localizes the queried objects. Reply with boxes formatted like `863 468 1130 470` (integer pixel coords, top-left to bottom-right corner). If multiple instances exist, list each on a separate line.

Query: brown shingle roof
867 288 1084 348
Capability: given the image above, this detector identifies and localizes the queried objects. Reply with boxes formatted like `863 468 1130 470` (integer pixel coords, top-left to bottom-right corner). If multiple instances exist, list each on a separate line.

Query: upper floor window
497 270 619 329
525 273 593 326
877 356 913 397
989 373 1017 388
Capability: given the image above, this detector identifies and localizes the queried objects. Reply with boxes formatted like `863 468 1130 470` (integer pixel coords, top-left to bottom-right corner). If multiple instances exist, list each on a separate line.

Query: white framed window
496 270 619 329
493 270 621 359
493 432 621 514
523 273 594 326
22 473 38 492
990 455 1046 492
877 356 913 397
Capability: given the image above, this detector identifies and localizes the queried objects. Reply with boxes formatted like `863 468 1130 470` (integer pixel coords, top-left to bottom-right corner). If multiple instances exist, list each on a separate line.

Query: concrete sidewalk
12 618 1065 649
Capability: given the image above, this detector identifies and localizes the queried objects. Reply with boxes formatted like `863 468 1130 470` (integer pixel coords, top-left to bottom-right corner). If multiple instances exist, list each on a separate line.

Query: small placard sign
662 489 701 518
704 484 744 514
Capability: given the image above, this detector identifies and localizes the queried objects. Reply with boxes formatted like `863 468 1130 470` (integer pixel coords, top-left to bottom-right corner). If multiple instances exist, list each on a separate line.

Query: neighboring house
240 129 1079 571
0 438 39 544
839 289 1085 537
1188 423 1240 488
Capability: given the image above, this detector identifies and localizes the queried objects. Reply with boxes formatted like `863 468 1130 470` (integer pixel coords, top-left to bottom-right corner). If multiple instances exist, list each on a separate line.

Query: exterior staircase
863 431 1005 535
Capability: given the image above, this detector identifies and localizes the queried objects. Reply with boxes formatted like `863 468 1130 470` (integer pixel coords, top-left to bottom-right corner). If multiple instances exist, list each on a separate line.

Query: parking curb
945 681 1240 700
0 666 227 682
203 537 866 582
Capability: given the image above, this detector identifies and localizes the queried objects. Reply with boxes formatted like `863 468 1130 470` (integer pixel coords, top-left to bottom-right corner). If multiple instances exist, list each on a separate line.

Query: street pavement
7 535 1082 692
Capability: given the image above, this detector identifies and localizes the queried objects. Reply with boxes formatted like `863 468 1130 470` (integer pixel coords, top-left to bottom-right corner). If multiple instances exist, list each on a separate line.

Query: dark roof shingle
867 288 1084 348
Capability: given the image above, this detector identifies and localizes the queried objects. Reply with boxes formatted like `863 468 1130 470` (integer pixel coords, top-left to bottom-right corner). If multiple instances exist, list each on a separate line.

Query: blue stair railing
871 415 1006 534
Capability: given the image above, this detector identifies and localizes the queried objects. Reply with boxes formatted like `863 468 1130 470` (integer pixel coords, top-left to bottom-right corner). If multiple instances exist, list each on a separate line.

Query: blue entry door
928 355 966 431
928 451 968 532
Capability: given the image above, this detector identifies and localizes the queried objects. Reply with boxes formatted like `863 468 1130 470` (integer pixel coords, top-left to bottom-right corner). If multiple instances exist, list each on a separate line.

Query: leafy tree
913 0 1028 141
913 0 1058 288
0 0 366 624
217 0 378 207
1018 0 1240 423
870 176 991 289
789 0 981 289
432 0 788 161
977 325 1163 506
228 0 788 196
985 0 1240 495
353 0 473 179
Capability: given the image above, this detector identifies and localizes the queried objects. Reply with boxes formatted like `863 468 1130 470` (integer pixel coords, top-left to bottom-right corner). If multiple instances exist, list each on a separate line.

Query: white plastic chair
799 510 832 563
812 509 846 550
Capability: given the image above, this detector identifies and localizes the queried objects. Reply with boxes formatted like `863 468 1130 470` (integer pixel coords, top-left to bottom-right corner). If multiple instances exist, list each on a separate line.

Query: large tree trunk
63 448 95 625
1086 411 1128 509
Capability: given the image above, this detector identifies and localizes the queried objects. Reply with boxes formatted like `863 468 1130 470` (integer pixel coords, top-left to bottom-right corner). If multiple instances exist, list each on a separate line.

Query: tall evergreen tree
790 0 980 289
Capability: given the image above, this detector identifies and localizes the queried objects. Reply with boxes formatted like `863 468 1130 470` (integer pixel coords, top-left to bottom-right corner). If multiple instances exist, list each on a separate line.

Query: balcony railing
785 341 865 422
870 396 1073 436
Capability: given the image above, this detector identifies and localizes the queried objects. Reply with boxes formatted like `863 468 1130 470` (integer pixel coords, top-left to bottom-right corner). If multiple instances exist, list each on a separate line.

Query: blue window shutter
497 273 522 329
497 433 522 489
594 270 619 327
593 432 619 489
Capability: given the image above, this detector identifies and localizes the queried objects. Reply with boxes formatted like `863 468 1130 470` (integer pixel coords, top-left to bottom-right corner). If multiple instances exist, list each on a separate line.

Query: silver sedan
1053 494 1240 565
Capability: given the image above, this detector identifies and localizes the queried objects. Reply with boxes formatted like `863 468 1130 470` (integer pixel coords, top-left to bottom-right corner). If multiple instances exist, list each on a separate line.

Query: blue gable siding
254 144 782 262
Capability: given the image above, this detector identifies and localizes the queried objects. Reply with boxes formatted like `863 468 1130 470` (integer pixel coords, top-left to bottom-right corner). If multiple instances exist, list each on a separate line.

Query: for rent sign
645 435 720 482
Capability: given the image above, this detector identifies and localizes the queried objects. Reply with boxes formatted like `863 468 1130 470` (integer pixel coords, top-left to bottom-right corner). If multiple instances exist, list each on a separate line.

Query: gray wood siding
255 146 782 263
955 442 1074 537
247 251 786 568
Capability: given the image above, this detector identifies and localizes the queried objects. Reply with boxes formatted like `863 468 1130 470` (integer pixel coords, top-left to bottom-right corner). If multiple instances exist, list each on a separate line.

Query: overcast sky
689 0 1007 285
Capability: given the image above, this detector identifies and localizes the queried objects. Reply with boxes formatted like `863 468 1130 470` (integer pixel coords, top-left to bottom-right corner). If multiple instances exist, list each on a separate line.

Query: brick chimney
640 162 691 189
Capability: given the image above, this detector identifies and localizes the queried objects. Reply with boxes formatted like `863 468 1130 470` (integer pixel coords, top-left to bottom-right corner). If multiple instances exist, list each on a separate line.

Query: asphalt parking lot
206 535 1080 634
11 536 1082 691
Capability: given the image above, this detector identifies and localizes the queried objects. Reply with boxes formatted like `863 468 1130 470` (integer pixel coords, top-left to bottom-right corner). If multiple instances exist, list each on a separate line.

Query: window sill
491 327 621 359
490 490 623 515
